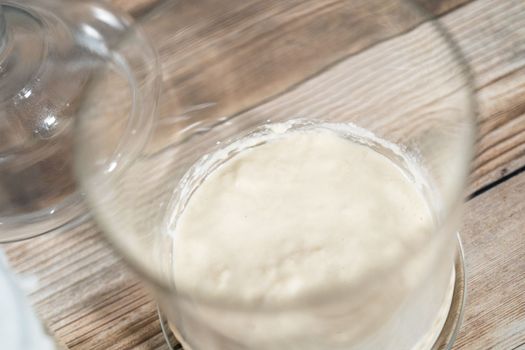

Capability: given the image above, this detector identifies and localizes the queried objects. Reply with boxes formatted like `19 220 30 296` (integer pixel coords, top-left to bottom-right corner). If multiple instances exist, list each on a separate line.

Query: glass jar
75 1 476 349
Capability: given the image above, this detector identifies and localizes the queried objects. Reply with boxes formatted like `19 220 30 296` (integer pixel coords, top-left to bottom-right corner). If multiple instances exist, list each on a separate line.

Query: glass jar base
158 233 466 350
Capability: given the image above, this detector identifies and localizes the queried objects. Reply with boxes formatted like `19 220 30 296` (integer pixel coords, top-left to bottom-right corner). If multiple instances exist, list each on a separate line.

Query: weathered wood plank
5 221 169 349
453 172 525 350
416 0 472 15
62 0 161 17
3 0 525 350
137 0 525 193
470 67 525 192
441 0 525 191
109 0 161 16
115 0 473 22
6 171 525 350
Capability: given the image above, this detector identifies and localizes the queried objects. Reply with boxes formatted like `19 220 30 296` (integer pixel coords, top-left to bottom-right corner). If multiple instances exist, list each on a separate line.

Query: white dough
172 129 433 301
170 126 450 350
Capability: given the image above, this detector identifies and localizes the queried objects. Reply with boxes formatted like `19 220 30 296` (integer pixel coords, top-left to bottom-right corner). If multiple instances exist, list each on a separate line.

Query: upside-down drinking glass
74 1 476 349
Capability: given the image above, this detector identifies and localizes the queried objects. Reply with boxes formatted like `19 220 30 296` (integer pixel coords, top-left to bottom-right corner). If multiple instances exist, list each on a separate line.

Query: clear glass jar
75 1 476 349
0 0 158 241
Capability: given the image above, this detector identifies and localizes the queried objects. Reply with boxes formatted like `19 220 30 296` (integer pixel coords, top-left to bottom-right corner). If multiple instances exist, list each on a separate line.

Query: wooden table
4 0 525 349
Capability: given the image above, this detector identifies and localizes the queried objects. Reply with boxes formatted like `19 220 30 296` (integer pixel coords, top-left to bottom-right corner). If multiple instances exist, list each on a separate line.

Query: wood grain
2 0 525 349
139 0 436 149
416 0 472 15
453 172 525 350
113 0 473 20
109 0 161 16
443 0 525 191
136 0 525 193
5 222 169 350
6 171 525 350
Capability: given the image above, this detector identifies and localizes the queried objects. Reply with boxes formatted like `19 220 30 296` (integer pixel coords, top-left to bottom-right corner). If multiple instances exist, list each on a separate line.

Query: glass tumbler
74 0 476 349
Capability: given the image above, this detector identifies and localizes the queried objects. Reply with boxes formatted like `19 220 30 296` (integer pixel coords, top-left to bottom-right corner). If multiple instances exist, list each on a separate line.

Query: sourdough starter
169 122 454 350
